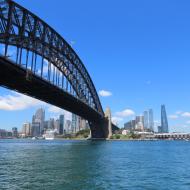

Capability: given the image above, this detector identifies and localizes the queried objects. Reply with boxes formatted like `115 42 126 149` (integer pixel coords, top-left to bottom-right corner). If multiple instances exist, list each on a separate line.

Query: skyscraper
32 108 45 134
161 105 169 133
65 120 72 134
22 123 31 136
135 116 144 131
12 127 18 137
31 122 40 137
78 117 87 131
149 109 154 132
143 111 149 129
143 109 154 132
71 114 79 133
59 115 64 135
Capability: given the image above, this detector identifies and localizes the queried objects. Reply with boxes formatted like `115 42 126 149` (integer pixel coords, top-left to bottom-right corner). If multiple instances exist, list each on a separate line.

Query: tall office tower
65 120 72 134
43 121 48 130
22 123 31 136
78 117 87 130
157 126 162 133
161 105 169 133
59 115 64 135
47 118 54 129
149 109 154 132
131 120 136 130
54 119 60 132
143 111 149 130
72 114 77 133
32 108 45 134
135 116 144 131
31 122 40 137
12 127 18 137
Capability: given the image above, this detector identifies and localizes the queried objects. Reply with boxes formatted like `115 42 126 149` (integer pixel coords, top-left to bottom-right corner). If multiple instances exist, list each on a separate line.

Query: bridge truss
0 0 104 118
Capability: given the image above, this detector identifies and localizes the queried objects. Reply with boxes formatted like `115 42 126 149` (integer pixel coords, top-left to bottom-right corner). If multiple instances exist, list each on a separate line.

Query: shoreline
0 138 189 142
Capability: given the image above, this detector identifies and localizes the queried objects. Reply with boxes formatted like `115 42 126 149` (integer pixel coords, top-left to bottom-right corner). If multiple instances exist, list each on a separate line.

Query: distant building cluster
124 105 169 134
0 127 18 138
21 108 89 137
124 109 154 132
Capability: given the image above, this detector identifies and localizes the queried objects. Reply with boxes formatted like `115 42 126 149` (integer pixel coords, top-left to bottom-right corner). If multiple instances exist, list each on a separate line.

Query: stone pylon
104 107 112 139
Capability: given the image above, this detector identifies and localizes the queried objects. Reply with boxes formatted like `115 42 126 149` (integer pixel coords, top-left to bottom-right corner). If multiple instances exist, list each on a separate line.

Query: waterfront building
143 111 149 130
72 114 77 133
12 127 18 137
131 120 136 129
32 108 45 134
0 129 7 138
31 122 40 137
22 123 31 136
54 119 60 131
48 118 54 129
124 121 133 130
0 129 13 138
143 109 154 132
149 109 154 132
79 117 87 130
161 105 169 133
122 130 130 135
44 121 48 130
158 126 162 133
59 115 64 135
135 116 144 131
65 120 72 134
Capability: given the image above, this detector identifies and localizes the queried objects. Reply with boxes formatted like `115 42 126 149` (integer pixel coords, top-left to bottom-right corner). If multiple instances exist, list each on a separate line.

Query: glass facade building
161 105 169 133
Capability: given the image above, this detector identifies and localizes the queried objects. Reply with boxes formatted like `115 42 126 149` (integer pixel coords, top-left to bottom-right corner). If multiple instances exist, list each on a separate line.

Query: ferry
43 130 55 140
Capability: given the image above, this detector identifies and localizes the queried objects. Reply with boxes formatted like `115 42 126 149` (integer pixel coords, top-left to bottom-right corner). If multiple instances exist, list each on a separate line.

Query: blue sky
1 0 190 132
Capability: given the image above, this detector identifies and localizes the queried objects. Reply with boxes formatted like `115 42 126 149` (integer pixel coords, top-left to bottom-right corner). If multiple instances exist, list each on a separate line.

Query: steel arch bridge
0 0 117 138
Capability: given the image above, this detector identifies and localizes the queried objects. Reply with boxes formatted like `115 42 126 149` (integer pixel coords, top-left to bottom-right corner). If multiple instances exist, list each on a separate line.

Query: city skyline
1 0 190 132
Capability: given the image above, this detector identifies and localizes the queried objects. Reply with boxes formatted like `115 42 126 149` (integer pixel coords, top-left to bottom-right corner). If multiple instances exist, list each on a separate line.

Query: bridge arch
0 0 103 116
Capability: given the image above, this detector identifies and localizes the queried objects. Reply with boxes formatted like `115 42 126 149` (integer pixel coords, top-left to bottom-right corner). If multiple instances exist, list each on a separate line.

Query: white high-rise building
143 109 154 132
32 108 45 134
72 114 81 133
22 123 31 136
143 111 149 129
149 109 154 132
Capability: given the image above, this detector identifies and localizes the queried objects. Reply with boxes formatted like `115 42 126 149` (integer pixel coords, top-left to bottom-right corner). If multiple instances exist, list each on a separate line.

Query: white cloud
176 111 183 115
115 109 135 118
0 92 44 111
98 90 112 97
168 115 179 119
0 92 71 120
112 116 123 124
181 112 190 118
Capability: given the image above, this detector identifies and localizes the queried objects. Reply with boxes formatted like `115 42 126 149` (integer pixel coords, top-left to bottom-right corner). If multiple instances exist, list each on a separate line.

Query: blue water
0 140 190 190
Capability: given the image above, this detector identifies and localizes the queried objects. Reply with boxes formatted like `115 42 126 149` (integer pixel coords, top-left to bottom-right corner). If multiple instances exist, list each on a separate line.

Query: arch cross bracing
0 0 104 119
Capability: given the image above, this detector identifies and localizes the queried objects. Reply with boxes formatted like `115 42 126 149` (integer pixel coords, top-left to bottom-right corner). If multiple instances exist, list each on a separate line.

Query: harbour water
0 140 190 190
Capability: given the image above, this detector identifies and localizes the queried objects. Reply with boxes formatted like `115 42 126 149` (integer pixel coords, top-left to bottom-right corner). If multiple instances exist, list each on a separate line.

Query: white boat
44 130 55 140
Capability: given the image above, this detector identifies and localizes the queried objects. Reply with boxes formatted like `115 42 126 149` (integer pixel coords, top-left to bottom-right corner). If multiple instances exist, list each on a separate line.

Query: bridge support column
89 107 112 139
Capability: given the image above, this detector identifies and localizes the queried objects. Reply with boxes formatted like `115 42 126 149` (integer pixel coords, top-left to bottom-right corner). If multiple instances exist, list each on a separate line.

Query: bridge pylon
104 107 113 139
89 107 113 139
